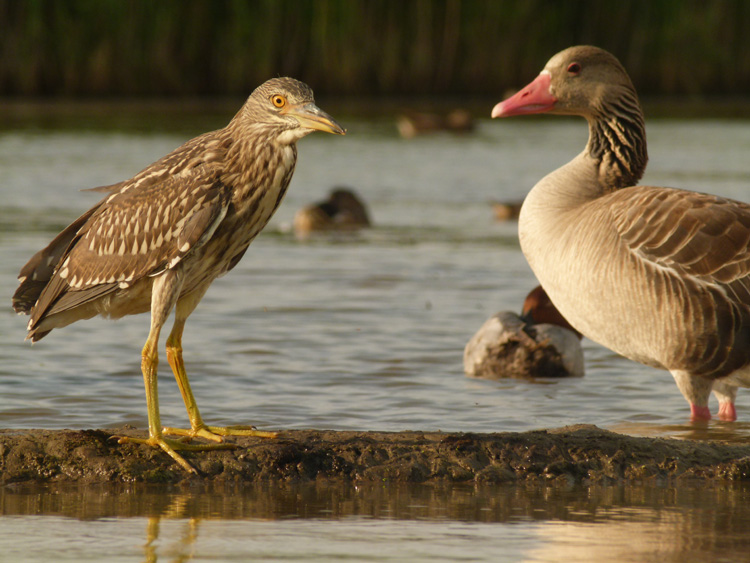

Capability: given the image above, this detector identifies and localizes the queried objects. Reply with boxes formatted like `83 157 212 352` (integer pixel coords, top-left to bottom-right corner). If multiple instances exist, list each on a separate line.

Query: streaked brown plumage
492 46 750 422
13 77 345 472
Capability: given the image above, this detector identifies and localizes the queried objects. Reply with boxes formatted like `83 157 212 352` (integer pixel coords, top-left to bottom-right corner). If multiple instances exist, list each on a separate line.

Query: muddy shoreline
1 425 749 485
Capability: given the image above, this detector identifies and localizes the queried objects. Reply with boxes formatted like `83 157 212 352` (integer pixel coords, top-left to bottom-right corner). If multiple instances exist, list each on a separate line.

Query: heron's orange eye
271 95 286 108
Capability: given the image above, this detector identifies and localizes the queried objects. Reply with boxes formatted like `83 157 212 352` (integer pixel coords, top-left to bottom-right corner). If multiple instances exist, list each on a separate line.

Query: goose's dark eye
567 62 581 75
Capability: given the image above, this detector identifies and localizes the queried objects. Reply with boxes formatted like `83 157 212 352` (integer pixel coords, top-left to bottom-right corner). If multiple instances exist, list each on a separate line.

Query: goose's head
492 46 638 120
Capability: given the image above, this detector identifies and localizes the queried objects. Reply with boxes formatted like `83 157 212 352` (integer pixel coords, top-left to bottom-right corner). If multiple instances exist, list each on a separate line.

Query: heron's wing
84 182 123 193
13 204 103 314
27 164 231 326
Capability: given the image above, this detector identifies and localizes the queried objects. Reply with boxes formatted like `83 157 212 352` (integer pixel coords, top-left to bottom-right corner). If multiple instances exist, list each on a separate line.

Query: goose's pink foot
717 402 737 422
690 404 712 421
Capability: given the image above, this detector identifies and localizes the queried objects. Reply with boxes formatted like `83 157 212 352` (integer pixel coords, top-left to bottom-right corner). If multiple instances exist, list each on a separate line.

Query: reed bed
1 0 749 97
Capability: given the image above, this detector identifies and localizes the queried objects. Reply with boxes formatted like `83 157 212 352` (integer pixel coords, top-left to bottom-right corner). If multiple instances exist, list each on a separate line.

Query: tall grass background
2 0 750 99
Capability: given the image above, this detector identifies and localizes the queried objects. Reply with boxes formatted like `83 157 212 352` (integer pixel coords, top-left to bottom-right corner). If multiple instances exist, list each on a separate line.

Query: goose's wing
611 187 750 293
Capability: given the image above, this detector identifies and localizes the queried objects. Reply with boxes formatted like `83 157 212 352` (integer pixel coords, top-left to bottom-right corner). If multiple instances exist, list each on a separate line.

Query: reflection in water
612 420 750 443
143 496 199 563
143 518 199 563
2 481 750 561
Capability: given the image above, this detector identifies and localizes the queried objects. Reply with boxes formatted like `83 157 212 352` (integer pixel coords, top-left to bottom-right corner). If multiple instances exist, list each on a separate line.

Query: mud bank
1 425 749 485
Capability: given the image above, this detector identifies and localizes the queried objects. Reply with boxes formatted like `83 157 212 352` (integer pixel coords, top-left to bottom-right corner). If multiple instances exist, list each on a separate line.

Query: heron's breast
180 145 297 291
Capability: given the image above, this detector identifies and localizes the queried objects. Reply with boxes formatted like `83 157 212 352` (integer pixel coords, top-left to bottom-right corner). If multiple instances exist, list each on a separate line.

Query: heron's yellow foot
162 424 278 443
115 434 237 474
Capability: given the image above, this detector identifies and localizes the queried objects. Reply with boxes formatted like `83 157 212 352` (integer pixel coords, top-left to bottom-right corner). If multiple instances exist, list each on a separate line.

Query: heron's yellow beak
287 103 346 135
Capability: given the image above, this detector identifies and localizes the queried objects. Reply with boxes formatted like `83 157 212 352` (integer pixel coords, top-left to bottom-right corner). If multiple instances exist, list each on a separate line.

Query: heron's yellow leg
162 304 277 442
114 270 235 474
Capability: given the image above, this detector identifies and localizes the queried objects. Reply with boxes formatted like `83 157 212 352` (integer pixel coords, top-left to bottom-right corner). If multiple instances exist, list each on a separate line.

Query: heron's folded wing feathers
12 204 103 314
27 165 231 326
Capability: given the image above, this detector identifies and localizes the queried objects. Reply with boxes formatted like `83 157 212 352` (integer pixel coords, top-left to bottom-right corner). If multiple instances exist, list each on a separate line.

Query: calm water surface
2 111 750 560
3 481 750 562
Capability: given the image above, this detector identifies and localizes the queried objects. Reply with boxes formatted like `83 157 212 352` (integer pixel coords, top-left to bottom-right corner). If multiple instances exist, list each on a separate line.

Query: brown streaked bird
12 77 345 473
492 45 750 421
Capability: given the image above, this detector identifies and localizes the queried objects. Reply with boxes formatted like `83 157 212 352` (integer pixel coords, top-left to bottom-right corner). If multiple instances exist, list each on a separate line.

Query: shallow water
2 111 750 560
3 481 750 562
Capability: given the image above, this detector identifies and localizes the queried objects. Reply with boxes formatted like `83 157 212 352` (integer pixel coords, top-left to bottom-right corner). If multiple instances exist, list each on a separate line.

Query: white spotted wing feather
25 165 231 333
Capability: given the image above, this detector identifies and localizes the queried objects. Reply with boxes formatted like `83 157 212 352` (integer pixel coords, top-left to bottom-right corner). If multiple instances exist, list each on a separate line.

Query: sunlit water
2 113 750 560
3 481 750 562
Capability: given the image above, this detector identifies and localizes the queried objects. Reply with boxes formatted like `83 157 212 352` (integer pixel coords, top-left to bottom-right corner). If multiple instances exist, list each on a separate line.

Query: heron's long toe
115 433 237 473
162 424 278 443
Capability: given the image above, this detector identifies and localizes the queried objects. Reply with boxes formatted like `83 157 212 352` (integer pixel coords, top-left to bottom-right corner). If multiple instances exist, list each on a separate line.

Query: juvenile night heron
12 77 345 473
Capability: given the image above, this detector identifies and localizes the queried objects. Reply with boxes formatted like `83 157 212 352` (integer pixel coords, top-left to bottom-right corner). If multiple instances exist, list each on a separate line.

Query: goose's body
493 46 750 421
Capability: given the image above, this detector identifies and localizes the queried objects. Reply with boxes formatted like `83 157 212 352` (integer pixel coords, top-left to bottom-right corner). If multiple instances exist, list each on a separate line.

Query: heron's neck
223 123 299 204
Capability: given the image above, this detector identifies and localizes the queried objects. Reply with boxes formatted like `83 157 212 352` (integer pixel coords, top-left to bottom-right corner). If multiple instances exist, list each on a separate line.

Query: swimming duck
293 187 371 238
490 199 524 221
396 109 475 139
464 286 584 379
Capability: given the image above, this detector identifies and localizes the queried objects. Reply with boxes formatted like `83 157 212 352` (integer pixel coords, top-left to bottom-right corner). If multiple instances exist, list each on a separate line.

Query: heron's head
241 77 346 141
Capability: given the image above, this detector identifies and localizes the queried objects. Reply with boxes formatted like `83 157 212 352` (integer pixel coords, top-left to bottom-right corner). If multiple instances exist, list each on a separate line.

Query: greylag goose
464 286 584 379
492 45 750 422
293 187 371 238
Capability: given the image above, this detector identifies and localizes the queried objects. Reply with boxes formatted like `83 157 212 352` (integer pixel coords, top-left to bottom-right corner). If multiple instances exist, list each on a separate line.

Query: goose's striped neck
586 92 648 190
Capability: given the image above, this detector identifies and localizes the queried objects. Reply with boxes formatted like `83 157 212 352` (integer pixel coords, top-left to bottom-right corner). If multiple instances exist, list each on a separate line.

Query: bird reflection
0 482 748 560
611 419 750 443
142 495 199 563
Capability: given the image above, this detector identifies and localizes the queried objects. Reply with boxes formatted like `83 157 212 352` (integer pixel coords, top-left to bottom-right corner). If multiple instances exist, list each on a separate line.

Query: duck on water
492 45 750 422
464 286 584 380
